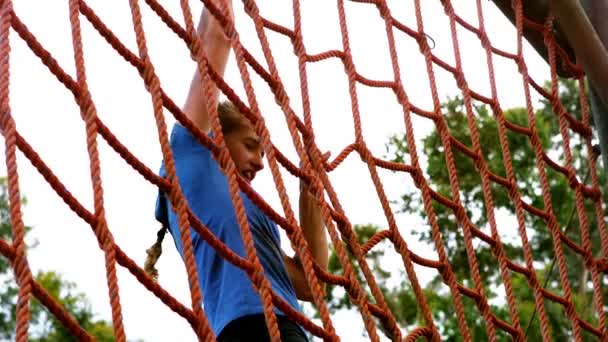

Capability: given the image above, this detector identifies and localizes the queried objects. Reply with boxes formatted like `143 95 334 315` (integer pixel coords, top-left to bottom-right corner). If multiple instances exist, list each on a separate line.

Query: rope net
1 0 607 341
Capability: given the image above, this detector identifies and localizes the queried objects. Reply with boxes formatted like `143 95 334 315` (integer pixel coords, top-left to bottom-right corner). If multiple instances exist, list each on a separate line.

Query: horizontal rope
0 0 606 340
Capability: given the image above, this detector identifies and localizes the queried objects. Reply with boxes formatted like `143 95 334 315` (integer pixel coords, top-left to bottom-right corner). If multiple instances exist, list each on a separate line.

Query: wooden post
580 0 608 175
490 0 576 77
550 0 608 109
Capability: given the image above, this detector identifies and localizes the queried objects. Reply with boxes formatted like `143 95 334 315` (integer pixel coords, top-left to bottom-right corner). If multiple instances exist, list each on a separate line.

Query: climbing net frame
0 0 607 341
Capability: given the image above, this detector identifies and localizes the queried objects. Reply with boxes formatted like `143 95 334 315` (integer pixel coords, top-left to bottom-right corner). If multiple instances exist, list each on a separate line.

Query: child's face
225 122 264 183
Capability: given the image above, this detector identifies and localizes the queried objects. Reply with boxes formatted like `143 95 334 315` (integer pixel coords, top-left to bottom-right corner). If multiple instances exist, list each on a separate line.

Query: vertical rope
330 0 441 338
125 0 213 339
545 12 607 336
0 2 34 341
67 1 125 339
443 0 526 338
411 0 474 338
1 1 606 340
514 2 580 339
577 79 608 337
474 0 551 339
188 1 282 339
237 0 386 338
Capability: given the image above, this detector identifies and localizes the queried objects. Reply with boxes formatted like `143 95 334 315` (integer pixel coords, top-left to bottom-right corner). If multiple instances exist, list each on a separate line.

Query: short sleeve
154 124 214 227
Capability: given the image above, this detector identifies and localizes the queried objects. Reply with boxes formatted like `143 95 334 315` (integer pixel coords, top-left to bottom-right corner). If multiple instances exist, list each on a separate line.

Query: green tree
0 178 114 341
324 79 607 340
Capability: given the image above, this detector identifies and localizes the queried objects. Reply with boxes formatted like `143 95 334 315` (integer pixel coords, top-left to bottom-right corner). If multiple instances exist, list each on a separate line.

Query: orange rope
68 0 126 339
1 2 34 342
1 0 606 341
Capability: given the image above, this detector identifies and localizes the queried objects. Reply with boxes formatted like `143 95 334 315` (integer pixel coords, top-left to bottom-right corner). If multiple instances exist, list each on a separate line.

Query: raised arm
183 2 233 132
284 156 330 302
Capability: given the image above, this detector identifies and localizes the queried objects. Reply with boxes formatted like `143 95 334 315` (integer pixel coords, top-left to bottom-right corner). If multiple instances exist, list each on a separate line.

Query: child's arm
183 1 233 132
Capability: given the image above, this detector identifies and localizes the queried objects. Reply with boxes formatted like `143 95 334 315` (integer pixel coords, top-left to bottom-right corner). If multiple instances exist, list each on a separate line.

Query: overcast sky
4 1 551 341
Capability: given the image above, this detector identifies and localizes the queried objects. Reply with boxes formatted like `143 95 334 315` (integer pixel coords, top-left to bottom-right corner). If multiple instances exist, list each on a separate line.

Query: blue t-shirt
154 124 301 336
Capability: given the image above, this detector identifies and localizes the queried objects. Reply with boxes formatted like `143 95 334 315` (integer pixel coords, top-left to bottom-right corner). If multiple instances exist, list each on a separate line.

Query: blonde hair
144 101 246 280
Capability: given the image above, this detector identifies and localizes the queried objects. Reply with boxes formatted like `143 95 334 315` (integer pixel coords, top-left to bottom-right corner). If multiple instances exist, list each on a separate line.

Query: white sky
4 0 552 341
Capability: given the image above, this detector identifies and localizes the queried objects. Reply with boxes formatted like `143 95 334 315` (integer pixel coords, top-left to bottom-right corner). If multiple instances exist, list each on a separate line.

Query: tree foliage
0 178 114 341
325 79 607 340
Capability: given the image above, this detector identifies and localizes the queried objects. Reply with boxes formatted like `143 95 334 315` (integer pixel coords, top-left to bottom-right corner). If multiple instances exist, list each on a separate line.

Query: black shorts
217 314 308 342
